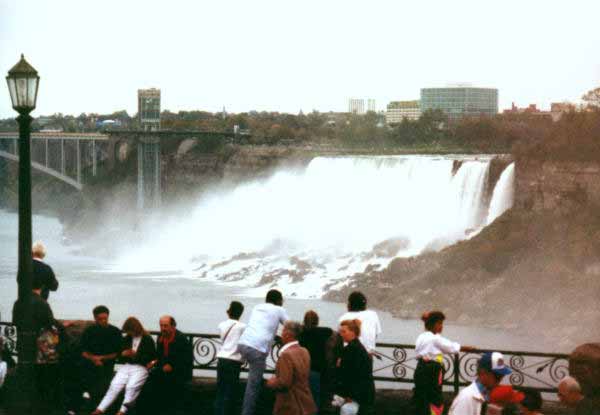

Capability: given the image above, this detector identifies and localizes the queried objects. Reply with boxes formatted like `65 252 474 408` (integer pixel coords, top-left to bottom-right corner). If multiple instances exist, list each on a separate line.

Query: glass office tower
420 87 498 120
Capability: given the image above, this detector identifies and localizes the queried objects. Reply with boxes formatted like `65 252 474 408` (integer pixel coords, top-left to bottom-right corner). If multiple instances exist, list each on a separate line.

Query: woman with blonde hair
92 317 156 415
335 319 375 415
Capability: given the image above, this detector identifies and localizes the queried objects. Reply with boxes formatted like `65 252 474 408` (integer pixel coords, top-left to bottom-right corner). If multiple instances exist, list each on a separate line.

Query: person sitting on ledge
68 305 122 413
137 315 193 415
92 316 156 415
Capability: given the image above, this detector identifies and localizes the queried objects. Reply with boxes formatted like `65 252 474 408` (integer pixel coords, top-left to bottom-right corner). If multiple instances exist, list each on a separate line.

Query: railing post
453 353 460 395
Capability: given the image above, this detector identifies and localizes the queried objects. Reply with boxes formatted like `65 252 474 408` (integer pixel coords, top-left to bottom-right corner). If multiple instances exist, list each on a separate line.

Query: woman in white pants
92 317 156 415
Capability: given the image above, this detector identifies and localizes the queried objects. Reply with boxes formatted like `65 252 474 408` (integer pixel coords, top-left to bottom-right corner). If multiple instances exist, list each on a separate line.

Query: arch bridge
0 132 110 191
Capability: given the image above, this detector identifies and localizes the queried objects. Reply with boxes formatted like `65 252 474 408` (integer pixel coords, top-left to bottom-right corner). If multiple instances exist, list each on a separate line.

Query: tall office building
348 98 365 114
138 88 161 131
420 86 498 120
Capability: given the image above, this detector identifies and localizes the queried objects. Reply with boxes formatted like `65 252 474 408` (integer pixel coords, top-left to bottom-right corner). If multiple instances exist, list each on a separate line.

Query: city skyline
1 0 600 119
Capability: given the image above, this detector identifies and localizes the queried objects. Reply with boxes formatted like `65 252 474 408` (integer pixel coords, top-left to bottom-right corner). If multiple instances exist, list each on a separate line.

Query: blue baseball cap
478 352 512 376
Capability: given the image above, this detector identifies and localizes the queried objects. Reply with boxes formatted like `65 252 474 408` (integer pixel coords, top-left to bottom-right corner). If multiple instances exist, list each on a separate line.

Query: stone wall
515 160 600 212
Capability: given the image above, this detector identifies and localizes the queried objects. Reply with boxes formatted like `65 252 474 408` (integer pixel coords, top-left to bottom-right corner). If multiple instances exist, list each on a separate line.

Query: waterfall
486 163 515 225
114 155 498 298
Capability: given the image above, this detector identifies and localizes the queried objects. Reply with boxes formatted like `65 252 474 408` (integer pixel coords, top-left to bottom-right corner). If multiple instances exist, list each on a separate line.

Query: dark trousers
34 364 63 411
413 360 444 415
65 361 114 411
214 358 242 415
137 369 184 415
309 370 321 413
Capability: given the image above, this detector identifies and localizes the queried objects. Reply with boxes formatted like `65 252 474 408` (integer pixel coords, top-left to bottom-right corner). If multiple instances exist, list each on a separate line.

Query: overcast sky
1 0 599 118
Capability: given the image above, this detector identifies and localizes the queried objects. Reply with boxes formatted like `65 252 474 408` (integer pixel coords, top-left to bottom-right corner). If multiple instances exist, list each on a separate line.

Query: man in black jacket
65 305 122 414
137 315 193 414
32 241 59 301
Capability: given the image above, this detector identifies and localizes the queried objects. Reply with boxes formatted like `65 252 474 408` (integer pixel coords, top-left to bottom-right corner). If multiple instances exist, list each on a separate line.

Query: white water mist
114 155 501 298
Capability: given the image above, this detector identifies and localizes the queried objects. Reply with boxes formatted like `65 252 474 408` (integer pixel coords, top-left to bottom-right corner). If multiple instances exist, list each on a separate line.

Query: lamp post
6 54 40 413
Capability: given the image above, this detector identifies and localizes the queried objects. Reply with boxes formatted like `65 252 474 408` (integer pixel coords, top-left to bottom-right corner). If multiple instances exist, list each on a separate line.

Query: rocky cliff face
515 160 600 212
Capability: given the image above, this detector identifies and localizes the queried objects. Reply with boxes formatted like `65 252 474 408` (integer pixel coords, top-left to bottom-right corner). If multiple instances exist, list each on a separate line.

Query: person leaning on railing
413 310 475 415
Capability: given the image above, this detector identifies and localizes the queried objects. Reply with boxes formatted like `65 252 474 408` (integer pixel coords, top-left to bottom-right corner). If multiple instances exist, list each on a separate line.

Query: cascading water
114 155 501 298
486 162 515 225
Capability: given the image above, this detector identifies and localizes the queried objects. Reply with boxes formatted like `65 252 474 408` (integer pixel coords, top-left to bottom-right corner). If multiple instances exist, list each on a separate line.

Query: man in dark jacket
137 315 193 414
32 241 59 301
65 305 122 413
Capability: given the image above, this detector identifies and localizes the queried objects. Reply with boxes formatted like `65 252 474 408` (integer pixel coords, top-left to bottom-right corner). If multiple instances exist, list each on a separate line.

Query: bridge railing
0 321 568 394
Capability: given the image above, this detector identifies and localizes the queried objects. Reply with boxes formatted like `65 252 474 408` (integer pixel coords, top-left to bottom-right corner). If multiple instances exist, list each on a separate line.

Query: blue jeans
238 344 268 415
309 370 321 413
214 358 242 415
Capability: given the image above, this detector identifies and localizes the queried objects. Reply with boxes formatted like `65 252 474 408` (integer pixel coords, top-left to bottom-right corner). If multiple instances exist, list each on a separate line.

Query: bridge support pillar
44 138 49 167
92 140 97 177
60 140 65 175
76 139 81 184
137 137 161 211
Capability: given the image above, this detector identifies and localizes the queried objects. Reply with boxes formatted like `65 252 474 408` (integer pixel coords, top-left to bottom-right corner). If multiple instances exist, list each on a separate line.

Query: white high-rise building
367 99 376 112
348 98 365 114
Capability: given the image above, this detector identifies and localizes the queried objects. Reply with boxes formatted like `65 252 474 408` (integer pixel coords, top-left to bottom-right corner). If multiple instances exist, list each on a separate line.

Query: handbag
36 326 60 364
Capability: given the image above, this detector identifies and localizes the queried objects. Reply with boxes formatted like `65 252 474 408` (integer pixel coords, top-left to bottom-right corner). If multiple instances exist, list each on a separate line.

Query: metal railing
0 321 569 394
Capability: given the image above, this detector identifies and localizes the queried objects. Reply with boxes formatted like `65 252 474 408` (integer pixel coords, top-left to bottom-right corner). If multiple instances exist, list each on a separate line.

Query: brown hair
303 310 319 329
122 317 147 337
421 310 445 331
340 319 361 337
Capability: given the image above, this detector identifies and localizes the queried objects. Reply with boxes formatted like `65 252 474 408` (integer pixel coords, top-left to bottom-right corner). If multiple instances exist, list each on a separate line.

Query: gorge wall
515 159 600 212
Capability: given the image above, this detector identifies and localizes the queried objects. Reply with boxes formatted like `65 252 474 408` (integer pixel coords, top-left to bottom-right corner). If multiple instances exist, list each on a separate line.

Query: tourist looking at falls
413 310 475 415
298 310 336 413
237 289 290 415
337 291 382 356
214 301 246 415
32 241 59 301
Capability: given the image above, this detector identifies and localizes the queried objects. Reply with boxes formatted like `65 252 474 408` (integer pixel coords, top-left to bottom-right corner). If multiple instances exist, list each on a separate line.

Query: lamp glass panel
16 77 29 108
27 76 38 108
6 77 17 108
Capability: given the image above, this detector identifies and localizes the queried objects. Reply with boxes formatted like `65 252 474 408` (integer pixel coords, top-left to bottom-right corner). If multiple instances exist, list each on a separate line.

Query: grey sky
1 0 599 118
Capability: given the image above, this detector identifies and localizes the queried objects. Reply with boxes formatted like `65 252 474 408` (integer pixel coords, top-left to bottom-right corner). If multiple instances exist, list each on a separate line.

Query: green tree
582 87 600 107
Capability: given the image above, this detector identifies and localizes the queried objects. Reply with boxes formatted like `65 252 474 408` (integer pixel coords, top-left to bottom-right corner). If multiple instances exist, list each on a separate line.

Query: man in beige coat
266 321 317 415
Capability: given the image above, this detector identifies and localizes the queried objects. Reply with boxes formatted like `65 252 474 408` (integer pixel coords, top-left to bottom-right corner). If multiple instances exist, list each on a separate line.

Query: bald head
32 241 46 259
558 376 583 407
159 315 176 336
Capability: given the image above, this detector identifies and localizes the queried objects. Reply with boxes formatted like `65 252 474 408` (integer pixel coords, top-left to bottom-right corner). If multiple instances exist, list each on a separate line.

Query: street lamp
6 54 39 413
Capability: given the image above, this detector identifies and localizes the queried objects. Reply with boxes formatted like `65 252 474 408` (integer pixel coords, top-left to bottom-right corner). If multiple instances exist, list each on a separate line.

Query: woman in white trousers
92 317 156 415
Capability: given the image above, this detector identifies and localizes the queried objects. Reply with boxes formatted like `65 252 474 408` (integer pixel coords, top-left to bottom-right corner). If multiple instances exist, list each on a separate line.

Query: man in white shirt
215 301 246 415
237 289 289 415
338 291 382 354
449 352 512 415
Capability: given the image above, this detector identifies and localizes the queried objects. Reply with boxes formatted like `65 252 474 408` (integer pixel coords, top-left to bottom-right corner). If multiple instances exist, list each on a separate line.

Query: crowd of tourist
0 242 599 415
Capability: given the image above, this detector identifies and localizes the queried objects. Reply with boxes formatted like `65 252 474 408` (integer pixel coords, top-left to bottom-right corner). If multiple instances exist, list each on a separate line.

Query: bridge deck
0 132 109 140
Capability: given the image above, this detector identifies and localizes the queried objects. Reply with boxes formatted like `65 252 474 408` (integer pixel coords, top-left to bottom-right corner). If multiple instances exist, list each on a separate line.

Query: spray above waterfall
114 155 515 298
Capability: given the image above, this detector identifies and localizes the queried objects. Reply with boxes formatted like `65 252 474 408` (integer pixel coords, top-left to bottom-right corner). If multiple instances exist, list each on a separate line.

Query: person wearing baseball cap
449 352 513 415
